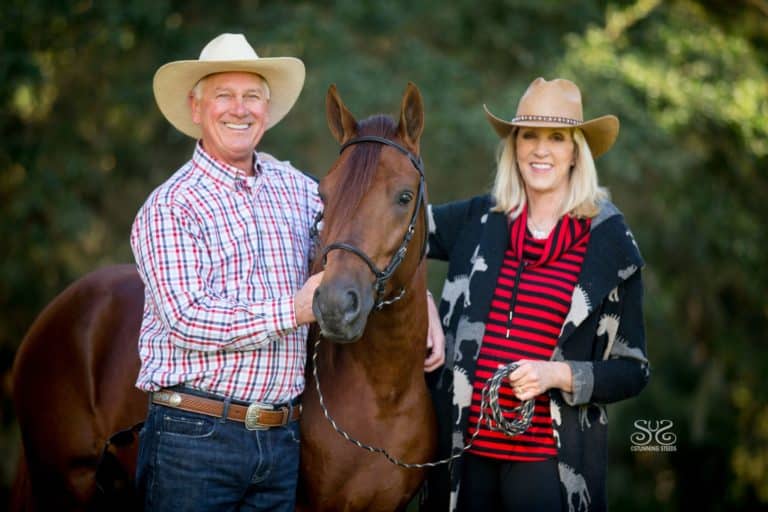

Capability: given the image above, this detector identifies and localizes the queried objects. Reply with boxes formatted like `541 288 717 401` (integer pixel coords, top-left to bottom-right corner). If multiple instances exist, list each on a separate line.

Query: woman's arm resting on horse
424 290 445 372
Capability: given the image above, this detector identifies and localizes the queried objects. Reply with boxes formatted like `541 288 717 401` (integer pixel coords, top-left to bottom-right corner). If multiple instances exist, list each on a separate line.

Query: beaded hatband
510 114 581 125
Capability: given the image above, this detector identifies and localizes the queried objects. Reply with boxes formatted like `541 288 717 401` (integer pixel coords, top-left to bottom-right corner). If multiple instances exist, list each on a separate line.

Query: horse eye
398 191 414 205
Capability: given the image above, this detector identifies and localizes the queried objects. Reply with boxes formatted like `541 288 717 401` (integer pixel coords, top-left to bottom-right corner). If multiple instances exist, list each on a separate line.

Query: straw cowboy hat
153 33 305 138
484 77 619 158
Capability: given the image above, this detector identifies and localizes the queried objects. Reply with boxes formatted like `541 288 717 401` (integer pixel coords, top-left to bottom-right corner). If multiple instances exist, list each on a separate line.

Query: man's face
190 72 270 172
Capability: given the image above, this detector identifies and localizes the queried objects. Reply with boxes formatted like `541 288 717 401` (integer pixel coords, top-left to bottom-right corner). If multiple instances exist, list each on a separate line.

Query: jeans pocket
161 410 217 439
285 421 301 445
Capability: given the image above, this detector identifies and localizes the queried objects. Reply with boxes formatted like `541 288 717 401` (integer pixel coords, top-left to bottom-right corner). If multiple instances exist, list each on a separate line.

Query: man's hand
294 271 324 325
424 291 445 372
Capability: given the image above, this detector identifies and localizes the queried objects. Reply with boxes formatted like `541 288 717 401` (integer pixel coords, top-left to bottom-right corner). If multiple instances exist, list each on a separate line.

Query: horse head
312 83 427 342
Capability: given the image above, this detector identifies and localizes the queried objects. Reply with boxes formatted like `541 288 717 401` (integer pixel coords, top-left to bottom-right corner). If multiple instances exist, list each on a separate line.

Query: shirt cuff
271 295 297 336
561 361 594 406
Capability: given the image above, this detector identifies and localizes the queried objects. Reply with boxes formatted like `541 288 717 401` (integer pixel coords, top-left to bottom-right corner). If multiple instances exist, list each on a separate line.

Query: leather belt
151 390 301 430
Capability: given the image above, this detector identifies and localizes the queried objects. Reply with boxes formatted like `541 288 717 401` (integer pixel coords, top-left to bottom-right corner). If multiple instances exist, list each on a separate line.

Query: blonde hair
490 127 607 218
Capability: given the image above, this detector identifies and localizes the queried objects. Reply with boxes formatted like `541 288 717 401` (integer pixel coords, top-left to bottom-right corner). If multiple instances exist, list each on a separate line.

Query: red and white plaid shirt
131 143 322 404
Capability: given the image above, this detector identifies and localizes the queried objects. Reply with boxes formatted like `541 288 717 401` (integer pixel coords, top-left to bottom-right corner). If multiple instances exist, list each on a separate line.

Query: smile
530 163 552 170
224 122 251 130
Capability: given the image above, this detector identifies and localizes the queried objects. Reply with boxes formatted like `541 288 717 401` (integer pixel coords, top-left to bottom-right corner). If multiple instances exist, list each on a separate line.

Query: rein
311 135 427 310
312 336 535 469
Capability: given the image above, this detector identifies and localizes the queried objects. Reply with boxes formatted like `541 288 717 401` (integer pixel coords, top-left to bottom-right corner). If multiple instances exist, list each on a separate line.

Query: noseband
311 135 427 310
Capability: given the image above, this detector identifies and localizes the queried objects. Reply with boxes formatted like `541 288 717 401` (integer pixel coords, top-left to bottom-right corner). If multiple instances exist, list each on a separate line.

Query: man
131 33 322 511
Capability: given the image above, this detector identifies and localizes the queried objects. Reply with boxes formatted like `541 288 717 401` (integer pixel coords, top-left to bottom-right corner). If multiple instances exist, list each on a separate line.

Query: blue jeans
136 401 300 511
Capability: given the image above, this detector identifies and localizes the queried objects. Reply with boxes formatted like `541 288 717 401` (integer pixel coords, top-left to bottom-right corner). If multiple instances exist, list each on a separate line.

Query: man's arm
132 202 316 352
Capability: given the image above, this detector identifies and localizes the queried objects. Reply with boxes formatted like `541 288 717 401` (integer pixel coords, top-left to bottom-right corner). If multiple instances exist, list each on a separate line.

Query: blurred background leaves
2 0 767 509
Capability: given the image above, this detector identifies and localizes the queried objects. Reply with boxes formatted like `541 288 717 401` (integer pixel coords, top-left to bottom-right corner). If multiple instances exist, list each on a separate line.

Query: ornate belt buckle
154 391 182 407
245 401 271 431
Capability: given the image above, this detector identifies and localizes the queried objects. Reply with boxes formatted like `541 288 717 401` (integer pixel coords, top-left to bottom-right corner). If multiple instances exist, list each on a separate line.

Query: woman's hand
508 360 572 401
424 291 446 372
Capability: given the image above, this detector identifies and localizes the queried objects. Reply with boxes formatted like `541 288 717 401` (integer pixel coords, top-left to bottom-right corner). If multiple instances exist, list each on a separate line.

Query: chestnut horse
10 264 147 511
298 84 436 511
10 83 435 511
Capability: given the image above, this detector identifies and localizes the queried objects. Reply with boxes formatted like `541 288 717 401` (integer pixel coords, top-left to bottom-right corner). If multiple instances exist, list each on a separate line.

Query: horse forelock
323 115 399 240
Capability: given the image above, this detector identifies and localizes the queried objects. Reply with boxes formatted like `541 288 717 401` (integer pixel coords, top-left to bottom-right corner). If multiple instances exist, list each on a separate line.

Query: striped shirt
467 208 590 461
131 143 322 404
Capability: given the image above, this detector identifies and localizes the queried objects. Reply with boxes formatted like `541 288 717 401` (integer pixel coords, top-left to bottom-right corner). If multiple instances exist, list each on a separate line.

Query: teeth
225 123 250 130
531 163 551 169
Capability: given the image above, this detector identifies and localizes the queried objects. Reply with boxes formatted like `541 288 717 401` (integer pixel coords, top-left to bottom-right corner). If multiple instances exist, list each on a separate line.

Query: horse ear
326 84 357 144
398 82 424 150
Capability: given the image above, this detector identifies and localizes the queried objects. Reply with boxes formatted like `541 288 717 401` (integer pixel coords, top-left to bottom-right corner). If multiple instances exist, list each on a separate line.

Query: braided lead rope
312 336 535 469
374 287 406 310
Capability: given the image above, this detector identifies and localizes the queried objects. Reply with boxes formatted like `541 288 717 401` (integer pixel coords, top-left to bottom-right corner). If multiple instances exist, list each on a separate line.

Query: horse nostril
344 289 360 319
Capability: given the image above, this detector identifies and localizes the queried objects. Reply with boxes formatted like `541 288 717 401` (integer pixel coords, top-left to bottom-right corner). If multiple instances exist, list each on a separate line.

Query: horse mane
324 115 399 238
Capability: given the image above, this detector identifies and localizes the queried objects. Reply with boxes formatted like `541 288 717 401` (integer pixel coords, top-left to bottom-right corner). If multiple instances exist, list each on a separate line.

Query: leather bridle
311 135 427 309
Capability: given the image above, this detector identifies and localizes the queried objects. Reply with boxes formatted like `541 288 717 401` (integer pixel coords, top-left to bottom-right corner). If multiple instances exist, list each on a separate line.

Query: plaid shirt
131 143 321 404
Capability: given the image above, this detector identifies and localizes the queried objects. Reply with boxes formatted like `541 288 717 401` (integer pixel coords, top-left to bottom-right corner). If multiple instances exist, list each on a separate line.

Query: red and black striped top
467 207 590 461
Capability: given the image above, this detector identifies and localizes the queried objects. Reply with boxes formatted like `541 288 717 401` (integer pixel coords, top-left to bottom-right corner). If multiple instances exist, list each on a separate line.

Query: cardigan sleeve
427 196 483 261
563 270 650 405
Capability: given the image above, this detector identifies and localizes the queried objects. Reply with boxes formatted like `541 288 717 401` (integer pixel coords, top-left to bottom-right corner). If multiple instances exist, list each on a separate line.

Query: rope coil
312 337 535 469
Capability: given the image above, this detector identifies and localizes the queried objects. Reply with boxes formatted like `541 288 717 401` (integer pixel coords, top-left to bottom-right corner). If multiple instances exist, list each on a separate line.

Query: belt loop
220 397 231 423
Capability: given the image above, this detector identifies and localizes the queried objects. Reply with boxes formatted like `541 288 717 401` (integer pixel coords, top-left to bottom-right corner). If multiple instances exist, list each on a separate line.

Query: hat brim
153 58 306 139
483 104 619 158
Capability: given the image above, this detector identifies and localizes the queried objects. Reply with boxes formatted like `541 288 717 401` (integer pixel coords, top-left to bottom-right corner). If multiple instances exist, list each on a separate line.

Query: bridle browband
311 135 427 310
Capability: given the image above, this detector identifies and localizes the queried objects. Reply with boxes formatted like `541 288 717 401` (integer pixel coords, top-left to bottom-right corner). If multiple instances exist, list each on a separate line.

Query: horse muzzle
313 281 374 343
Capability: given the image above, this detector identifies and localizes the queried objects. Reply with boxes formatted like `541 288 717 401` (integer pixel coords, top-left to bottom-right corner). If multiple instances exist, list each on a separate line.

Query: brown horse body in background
298 84 435 511
10 83 435 511
11 264 147 511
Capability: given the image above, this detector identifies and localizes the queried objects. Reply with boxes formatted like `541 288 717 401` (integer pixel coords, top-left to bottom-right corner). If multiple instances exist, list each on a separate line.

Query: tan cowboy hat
153 33 306 138
483 77 619 158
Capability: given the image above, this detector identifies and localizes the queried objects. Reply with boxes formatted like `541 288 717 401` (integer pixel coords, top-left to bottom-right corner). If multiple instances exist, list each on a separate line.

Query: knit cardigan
422 194 650 512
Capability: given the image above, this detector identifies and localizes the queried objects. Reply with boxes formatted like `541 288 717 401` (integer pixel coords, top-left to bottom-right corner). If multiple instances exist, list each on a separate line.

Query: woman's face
515 126 575 201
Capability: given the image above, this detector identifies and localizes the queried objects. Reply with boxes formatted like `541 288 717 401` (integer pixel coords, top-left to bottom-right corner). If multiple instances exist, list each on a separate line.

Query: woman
423 77 649 511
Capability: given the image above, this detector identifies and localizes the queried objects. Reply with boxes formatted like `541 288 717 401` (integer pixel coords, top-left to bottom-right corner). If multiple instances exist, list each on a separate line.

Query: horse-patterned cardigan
422 194 650 512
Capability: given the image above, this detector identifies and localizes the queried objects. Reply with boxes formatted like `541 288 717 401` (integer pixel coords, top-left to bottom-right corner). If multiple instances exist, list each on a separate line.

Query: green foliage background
2 0 767 509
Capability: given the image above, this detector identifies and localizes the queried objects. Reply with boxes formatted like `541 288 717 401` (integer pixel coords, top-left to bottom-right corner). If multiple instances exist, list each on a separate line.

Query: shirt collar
192 142 262 191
